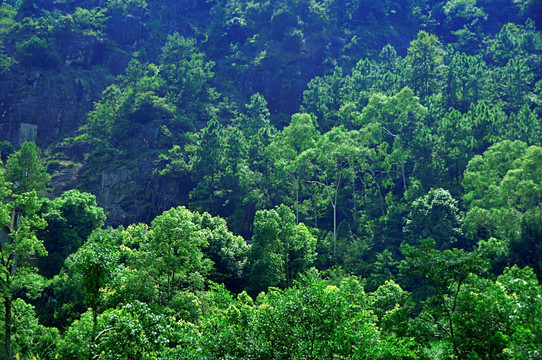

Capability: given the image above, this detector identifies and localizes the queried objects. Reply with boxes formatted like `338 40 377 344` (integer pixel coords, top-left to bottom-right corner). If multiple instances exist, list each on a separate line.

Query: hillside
0 0 541 359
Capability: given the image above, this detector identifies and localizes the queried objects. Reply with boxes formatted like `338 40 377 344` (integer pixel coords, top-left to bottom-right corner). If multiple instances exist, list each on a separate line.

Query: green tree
400 239 488 358
443 0 487 52
159 33 217 123
237 94 276 216
149 206 212 301
189 118 225 215
5 142 50 196
0 174 47 359
357 87 427 193
443 265 542 359
404 188 464 249
309 126 374 253
236 93 271 138
57 301 182 360
15 35 62 69
198 212 249 292
195 284 254 359
249 204 316 294
406 31 444 99
433 107 476 189
492 56 535 113
497 266 542 359
302 67 345 132
101 224 160 310
506 103 542 146
268 113 319 224
369 279 413 337
0 141 14 163
216 124 249 232
452 273 512 359
467 100 508 154
462 141 542 275
37 190 106 277
442 52 490 112
7 298 59 359
66 230 119 358
249 279 414 359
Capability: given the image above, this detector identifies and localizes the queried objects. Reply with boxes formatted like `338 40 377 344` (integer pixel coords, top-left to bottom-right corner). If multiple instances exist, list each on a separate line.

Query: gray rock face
87 160 191 226
18 123 38 145
107 15 144 47
0 65 116 148
48 161 84 197
0 13 143 149
97 167 133 224
62 36 106 67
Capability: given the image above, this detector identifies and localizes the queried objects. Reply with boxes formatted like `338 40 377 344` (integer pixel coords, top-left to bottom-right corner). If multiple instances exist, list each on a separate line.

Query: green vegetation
0 0 541 359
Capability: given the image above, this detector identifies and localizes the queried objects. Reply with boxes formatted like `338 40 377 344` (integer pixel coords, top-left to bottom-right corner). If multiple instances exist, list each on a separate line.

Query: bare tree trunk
352 177 356 225
332 203 337 257
295 177 299 224
90 306 98 360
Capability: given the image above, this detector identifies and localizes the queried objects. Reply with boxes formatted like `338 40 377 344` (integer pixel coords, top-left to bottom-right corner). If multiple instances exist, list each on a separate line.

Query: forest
0 0 542 359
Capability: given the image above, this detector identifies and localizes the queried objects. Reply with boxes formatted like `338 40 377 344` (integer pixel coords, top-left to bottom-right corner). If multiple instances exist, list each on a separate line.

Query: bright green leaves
406 31 444 98
256 280 415 359
67 232 119 313
5 191 48 260
174 279 415 359
159 33 217 121
87 32 216 153
462 141 542 276
5 142 50 196
8 298 59 359
441 266 542 359
88 59 174 150
111 207 247 307
57 300 181 360
497 266 542 359
359 87 427 143
0 146 50 359
37 190 106 277
150 206 212 297
404 188 464 249
400 240 488 358
268 113 319 224
462 140 540 238
249 204 316 294
369 279 413 337
499 146 542 211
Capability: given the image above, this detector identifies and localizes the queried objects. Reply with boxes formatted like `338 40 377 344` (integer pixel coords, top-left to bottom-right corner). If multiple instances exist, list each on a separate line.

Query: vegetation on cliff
0 0 541 359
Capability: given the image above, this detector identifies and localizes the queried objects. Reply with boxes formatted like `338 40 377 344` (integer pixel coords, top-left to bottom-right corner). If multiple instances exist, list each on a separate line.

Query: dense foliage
0 0 541 359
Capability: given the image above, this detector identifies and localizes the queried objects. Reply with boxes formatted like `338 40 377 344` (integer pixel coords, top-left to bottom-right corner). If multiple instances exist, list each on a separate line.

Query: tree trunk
333 203 337 258
295 177 299 224
352 177 356 225
90 306 98 360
